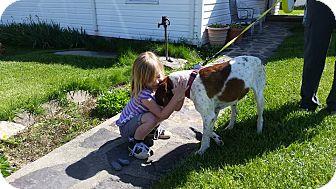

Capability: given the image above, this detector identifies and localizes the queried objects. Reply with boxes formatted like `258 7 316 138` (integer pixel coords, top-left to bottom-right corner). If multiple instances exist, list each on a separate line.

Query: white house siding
201 0 231 44
94 0 197 44
1 0 95 32
0 0 202 45
238 0 267 16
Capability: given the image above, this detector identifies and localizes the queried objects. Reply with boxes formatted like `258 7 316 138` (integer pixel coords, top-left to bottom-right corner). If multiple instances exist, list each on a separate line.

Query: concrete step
266 15 303 23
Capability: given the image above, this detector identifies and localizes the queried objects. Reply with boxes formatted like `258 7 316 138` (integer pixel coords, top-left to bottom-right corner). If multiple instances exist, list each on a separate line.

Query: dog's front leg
196 112 216 155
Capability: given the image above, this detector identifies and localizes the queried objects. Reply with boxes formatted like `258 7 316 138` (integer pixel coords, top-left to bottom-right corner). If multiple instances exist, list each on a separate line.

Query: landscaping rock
111 161 122 171
41 100 62 117
0 121 26 140
13 111 35 127
67 90 94 105
159 57 188 69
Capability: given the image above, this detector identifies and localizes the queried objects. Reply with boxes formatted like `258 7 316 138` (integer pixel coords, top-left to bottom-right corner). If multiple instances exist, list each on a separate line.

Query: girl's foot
149 125 172 140
128 139 153 159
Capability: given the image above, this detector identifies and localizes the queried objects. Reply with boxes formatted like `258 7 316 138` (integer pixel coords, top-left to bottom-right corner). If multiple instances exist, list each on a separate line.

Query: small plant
0 155 12 177
94 88 130 118
208 23 230 28
229 23 246 29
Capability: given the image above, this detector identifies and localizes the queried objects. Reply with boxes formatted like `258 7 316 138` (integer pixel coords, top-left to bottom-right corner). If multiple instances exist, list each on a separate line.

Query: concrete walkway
7 100 203 189
224 22 291 63
6 22 292 189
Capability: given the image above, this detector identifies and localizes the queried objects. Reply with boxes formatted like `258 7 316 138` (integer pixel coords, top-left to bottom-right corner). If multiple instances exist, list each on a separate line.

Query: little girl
116 51 187 159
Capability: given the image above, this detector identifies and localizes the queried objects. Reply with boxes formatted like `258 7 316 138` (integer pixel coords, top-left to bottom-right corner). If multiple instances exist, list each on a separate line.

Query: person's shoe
299 102 318 112
144 136 154 147
299 97 320 112
128 142 153 159
148 125 172 140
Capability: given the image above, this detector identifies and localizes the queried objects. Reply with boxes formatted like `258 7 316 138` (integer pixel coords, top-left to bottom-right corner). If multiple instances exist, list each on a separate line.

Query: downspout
91 0 98 33
191 0 196 44
196 0 205 47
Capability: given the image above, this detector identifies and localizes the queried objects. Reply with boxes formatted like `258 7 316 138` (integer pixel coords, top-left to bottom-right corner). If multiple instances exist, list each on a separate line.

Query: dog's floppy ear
155 77 174 107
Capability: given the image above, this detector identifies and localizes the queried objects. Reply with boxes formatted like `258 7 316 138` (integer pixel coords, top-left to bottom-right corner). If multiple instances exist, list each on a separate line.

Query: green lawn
154 28 336 188
0 50 132 120
0 42 202 176
0 50 130 176
0 44 202 121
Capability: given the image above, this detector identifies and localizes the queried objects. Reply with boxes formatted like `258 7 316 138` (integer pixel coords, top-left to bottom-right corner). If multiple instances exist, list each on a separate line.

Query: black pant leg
300 0 334 106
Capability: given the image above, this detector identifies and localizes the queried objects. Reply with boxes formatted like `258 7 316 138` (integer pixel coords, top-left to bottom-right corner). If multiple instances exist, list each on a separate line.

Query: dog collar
185 70 199 99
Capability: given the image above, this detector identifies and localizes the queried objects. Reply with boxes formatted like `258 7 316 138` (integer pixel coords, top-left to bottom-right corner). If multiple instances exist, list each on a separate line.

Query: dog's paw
216 139 224 146
212 135 224 146
224 124 234 130
195 149 205 156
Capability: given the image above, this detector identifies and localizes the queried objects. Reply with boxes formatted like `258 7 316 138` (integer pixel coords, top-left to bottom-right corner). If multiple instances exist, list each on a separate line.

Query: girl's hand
172 77 188 100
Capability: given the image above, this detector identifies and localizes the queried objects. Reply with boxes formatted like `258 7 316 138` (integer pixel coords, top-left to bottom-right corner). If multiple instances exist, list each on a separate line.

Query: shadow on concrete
65 128 202 188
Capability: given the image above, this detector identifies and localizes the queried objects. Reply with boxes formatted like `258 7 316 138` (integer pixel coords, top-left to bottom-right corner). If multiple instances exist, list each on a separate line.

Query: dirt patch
0 91 103 171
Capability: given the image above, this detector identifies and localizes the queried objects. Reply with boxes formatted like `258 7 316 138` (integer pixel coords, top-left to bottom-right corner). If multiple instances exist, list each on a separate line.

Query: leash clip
193 63 202 70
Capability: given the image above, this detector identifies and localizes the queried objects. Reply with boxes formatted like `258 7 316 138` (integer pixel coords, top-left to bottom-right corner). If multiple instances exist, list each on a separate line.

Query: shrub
208 23 230 28
0 16 87 49
94 88 130 118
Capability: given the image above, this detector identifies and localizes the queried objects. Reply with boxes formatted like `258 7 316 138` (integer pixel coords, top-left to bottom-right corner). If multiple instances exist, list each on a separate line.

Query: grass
0 43 202 121
0 39 203 176
1 23 335 187
279 9 304 15
0 49 129 120
154 27 336 188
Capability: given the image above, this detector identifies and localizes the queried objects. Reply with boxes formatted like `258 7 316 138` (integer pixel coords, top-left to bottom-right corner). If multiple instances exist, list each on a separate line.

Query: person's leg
118 114 143 139
123 113 158 159
118 113 155 146
134 112 158 140
300 0 334 110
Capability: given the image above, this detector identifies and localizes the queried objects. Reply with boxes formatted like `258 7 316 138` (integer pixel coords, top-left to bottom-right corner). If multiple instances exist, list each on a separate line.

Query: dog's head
155 77 174 107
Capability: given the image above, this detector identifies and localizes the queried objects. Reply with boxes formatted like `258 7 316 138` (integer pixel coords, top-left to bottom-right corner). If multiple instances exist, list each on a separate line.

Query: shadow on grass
0 38 202 70
153 101 329 188
0 50 121 69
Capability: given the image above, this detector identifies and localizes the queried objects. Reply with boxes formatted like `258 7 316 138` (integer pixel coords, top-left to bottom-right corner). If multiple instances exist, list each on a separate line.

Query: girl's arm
175 99 184 111
142 78 186 120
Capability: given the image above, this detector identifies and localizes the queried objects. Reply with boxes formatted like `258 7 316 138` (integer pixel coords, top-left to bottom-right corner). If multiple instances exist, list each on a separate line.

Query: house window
126 0 159 4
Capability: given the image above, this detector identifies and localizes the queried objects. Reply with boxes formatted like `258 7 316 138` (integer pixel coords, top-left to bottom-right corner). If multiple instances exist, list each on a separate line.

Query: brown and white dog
155 56 266 155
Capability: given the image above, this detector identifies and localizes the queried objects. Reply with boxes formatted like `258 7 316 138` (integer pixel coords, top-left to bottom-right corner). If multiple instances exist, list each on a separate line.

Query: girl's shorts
119 114 143 138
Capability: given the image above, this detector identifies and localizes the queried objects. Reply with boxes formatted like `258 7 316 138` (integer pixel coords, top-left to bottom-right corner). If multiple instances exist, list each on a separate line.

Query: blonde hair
131 52 164 98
